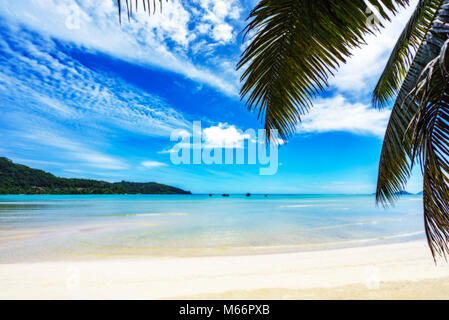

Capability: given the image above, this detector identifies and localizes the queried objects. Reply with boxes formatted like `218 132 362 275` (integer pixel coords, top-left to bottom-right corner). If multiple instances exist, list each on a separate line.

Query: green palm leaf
372 0 444 108
237 0 410 140
407 40 449 258
375 98 417 206
376 1 449 205
375 41 443 205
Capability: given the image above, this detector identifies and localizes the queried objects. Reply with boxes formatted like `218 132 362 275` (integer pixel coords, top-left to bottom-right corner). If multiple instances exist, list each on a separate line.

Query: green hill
0 157 191 195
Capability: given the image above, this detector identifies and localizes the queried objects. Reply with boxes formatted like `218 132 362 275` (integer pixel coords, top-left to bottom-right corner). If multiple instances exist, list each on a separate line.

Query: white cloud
141 161 168 168
196 23 211 34
203 123 250 148
160 123 252 154
196 0 242 23
298 95 390 138
194 0 241 44
328 1 417 95
212 23 234 43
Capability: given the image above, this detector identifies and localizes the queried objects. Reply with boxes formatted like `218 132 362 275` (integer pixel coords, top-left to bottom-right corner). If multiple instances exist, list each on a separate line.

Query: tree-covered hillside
0 157 190 195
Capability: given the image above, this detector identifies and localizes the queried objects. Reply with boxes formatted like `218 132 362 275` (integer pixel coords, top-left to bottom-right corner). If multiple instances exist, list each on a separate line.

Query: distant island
394 190 414 196
371 190 419 196
0 157 191 195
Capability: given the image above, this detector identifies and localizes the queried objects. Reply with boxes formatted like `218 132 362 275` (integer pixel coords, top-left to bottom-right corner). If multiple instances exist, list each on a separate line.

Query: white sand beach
1 240 449 300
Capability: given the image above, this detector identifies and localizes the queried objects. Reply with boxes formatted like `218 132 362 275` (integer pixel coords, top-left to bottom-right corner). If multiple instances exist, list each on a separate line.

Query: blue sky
0 0 423 194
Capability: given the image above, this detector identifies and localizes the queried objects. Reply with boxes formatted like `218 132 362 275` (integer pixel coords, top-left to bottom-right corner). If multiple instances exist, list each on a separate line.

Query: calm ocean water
0 194 425 262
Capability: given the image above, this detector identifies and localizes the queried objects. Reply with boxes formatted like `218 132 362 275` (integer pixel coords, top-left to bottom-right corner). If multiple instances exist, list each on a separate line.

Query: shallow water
0 194 424 262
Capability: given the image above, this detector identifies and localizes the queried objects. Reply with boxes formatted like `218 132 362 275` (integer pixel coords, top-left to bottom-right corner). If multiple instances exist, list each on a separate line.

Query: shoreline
0 229 426 264
1 240 448 299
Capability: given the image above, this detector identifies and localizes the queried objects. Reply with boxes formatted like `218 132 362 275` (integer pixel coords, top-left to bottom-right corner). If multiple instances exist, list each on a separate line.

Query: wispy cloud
7 121 129 170
0 0 243 97
0 24 190 137
141 161 168 168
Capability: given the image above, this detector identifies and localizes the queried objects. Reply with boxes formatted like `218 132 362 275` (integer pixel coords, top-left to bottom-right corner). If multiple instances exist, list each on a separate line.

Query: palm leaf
375 98 417 205
117 0 167 24
372 0 444 108
407 39 449 258
237 0 411 140
375 40 442 205
375 1 448 205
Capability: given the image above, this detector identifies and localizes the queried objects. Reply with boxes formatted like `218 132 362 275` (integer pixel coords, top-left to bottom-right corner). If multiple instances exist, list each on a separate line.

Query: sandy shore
1 240 448 299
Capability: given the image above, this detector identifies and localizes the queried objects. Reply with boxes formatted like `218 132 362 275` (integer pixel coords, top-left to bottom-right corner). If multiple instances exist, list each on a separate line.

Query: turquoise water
0 194 424 262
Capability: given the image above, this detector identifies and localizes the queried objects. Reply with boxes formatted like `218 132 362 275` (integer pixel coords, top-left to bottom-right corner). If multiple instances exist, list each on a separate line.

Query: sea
0 194 425 262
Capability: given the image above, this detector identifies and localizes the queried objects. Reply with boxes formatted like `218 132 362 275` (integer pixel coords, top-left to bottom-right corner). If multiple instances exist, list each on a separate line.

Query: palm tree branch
237 0 410 140
375 1 449 206
409 39 449 258
372 0 444 108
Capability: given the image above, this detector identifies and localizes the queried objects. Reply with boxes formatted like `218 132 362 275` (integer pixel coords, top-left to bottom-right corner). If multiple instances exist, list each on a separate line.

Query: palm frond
375 98 417 205
375 41 440 205
375 1 449 205
237 0 411 140
117 0 167 24
408 39 449 258
372 0 444 108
